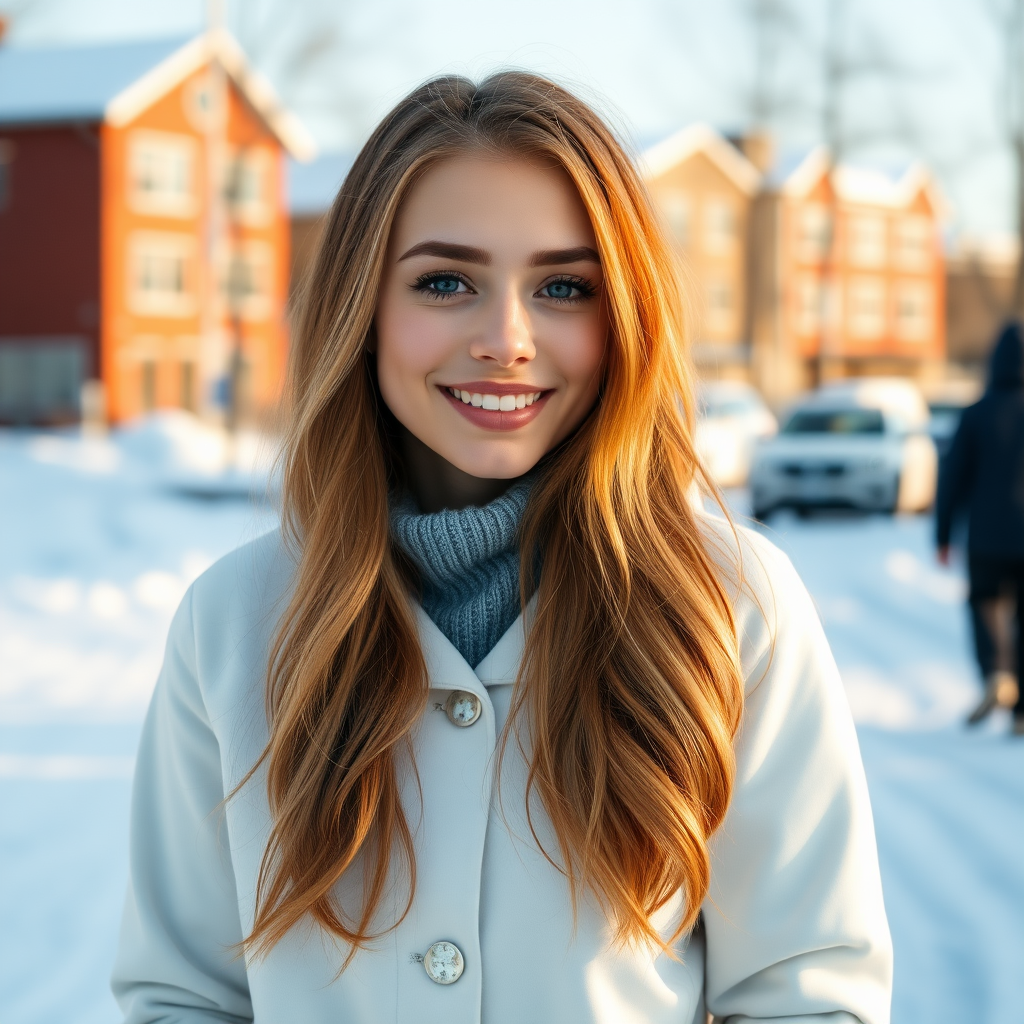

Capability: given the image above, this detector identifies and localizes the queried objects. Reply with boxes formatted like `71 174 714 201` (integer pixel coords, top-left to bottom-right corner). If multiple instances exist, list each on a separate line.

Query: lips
439 382 552 432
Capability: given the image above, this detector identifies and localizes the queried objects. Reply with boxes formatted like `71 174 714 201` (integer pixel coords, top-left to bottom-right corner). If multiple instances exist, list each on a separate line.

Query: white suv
750 378 938 519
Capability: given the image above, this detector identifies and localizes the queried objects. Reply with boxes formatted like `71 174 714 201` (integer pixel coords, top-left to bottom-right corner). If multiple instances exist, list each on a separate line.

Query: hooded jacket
936 321 1024 556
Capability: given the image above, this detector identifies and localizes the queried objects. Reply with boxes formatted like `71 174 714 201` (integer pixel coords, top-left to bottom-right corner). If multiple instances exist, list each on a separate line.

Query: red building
0 31 313 424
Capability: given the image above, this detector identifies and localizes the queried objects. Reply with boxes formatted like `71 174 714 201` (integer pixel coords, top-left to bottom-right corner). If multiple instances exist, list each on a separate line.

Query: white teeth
449 388 545 409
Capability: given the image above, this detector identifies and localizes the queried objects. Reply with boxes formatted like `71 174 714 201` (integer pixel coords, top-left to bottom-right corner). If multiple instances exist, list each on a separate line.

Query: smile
439 382 552 432
446 387 544 410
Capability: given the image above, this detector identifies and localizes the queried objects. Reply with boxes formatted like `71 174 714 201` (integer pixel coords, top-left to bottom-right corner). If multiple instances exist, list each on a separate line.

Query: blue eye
539 276 595 303
413 272 470 299
431 276 461 294
545 281 575 299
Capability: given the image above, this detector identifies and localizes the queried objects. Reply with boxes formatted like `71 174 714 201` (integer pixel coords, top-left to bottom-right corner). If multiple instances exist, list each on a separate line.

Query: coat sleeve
935 406 976 549
111 586 254 1023
702 532 893 1024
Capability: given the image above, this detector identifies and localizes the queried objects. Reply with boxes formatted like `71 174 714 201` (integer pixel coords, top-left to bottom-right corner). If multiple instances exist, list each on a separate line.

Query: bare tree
982 0 1024 315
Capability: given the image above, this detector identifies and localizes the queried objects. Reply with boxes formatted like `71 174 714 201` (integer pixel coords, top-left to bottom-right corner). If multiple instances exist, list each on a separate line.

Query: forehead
390 153 596 254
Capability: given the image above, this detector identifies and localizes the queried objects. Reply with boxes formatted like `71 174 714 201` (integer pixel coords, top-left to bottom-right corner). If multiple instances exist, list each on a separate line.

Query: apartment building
644 128 947 403
0 31 314 423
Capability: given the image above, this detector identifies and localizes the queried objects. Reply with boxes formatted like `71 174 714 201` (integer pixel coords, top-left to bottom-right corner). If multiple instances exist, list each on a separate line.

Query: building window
181 361 197 411
795 204 831 262
660 189 691 247
704 199 737 253
795 274 822 335
894 281 932 341
0 140 13 211
847 214 888 268
225 147 273 226
706 279 735 334
129 132 197 218
847 276 887 339
129 232 197 317
0 338 85 424
894 216 934 271
141 360 157 412
223 241 273 321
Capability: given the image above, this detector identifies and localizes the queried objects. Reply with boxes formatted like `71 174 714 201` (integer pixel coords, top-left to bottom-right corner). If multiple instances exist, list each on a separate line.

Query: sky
0 0 1017 240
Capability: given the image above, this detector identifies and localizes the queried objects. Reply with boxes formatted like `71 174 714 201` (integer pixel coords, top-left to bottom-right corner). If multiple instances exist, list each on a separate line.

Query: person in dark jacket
936 320 1024 734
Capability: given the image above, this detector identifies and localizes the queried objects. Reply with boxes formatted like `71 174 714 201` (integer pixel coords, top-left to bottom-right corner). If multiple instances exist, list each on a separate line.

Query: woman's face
375 154 608 486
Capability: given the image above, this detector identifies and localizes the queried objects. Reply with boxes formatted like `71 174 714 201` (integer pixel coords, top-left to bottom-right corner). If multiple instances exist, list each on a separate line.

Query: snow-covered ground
0 428 1021 1023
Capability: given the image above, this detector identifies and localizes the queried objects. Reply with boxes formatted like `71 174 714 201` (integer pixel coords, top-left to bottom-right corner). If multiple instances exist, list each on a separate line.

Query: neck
399 429 522 513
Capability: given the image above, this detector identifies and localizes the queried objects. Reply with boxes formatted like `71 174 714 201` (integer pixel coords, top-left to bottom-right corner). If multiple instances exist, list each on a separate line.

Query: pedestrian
937 320 1024 735
112 74 892 1023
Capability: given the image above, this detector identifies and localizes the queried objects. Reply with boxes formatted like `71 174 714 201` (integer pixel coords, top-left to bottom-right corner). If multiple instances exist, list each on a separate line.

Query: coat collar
411 596 534 696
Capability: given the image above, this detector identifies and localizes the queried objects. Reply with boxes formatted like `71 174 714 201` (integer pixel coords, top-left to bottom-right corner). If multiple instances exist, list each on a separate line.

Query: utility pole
201 0 230 428
816 0 845 385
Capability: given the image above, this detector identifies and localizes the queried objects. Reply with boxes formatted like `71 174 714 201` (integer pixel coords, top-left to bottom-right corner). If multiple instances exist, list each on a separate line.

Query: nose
468 285 536 367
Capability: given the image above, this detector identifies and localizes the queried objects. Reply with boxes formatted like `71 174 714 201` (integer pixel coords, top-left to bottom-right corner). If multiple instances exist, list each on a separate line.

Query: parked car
695 381 778 487
750 377 938 519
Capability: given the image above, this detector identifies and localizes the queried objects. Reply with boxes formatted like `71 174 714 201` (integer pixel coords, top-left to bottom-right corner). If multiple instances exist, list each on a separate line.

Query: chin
446 444 543 481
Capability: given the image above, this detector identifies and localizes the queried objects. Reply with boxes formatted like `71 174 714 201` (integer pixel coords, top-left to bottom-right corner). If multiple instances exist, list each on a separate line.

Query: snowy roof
288 152 353 215
775 147 949 216
0 36 183 125
641 123 762 196
0 31 316 160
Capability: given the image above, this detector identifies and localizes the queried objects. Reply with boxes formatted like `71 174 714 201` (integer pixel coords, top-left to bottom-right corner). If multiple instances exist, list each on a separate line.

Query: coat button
423 940 464 984
445 690 481 727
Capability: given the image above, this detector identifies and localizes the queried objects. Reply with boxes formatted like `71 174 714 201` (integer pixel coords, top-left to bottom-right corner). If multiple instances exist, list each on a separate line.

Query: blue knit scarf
389 478 532 668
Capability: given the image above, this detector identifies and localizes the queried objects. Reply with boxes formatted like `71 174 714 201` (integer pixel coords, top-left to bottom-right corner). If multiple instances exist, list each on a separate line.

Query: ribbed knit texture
390 478 532 668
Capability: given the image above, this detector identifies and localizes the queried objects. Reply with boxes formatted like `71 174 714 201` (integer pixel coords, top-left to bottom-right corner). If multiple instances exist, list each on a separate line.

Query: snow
0 430 1021 1023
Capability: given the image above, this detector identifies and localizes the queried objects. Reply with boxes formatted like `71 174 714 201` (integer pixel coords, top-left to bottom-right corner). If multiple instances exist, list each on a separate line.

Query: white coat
112 519 893 1024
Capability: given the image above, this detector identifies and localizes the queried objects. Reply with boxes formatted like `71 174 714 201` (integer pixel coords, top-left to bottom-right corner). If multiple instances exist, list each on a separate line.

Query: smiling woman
112 72 892 1024
375 155 608 508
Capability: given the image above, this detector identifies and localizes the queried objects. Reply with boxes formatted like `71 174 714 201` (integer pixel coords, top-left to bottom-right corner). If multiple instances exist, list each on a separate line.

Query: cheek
375 294 452 404
553 313 607 395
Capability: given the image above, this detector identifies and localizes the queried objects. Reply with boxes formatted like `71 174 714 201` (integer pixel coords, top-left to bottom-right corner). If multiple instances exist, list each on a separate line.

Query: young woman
113 74 892 1023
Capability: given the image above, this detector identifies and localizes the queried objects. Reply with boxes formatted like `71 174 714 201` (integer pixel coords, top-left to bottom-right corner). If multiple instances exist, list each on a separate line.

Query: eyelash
411 271 598 304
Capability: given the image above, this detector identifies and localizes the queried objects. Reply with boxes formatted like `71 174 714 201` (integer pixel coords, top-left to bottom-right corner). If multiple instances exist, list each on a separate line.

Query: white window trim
846 275 888 340
129 231 198 319
128 130 198 219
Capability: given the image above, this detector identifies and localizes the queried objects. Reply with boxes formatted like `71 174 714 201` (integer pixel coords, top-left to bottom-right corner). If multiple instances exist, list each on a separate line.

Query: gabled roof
641 123 762 196
0 36 183 125
778 147 950 217
0 30 315 160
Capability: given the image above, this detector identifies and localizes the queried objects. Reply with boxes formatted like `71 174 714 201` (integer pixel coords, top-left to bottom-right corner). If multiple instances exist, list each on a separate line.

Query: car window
782 408 884 434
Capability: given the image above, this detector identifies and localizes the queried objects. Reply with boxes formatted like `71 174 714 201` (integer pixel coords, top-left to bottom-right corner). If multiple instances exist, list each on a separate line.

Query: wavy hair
245 72 743 960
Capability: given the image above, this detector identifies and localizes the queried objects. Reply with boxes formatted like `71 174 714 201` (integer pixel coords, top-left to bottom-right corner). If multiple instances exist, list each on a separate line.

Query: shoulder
186 527 296 666
696 510 820 694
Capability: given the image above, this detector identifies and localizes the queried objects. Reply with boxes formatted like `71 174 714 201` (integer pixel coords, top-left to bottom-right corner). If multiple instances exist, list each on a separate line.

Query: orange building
0 31 314 424
772 148 946 390
643 127 947 403
643 124 762 372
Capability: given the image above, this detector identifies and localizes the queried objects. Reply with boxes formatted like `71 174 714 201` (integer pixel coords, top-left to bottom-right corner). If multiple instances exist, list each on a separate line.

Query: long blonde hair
247 72 743 960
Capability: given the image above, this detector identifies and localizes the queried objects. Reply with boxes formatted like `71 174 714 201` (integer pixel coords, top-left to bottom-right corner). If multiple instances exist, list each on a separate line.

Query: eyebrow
398 241 490 264
397 240 601 267
529 246 601 267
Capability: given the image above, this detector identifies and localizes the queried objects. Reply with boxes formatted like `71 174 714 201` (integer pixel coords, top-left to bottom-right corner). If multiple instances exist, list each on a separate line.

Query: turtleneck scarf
389 477 532 668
